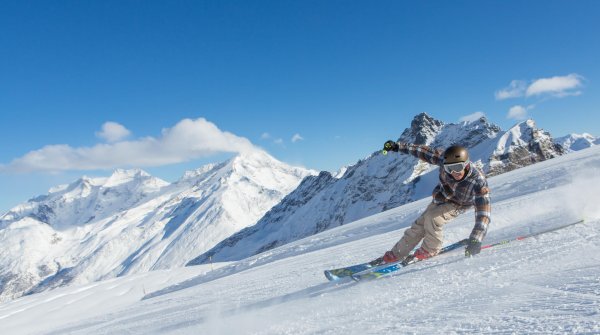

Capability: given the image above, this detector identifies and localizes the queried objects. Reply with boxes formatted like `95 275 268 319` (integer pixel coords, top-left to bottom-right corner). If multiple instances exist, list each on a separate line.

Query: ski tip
324 270 339 281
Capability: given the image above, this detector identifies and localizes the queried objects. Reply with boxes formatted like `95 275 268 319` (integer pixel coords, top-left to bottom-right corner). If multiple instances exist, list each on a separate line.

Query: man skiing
381 140 491 263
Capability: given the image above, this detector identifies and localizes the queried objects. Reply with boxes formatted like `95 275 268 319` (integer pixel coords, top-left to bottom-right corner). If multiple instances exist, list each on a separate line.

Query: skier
381 140 491 263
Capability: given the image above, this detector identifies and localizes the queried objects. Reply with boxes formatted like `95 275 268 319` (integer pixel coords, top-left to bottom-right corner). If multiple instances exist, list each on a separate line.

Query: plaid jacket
398 143 491 242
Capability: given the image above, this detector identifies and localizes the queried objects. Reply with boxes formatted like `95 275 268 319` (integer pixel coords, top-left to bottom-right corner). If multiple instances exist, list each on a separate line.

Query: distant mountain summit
554 133 599 152
188 113 567 265
485 119 565 175
1 169 169 229
0 150 315 302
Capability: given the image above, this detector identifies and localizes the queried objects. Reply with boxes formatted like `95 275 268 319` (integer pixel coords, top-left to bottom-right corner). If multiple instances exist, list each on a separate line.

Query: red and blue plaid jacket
399 143 491 242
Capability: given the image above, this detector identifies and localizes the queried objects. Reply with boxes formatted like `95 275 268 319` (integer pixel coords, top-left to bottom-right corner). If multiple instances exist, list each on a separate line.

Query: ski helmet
443 145 469 164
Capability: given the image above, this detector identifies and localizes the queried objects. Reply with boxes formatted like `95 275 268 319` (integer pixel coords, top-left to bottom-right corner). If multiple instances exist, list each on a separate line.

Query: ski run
1 146 600 334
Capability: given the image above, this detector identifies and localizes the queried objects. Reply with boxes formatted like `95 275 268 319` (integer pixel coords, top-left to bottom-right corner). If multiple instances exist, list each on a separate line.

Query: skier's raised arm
383 140 444 166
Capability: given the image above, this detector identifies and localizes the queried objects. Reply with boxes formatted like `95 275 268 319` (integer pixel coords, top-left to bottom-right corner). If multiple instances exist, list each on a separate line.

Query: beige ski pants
391 201 463 259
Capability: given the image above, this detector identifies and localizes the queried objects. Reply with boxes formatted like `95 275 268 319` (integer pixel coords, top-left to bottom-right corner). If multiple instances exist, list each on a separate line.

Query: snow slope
1 146 599 334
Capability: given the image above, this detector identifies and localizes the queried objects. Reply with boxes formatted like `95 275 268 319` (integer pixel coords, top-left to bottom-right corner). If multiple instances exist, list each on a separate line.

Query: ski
350 239 468 281
324 257 385 281
324 239 468 281
480 219 584 251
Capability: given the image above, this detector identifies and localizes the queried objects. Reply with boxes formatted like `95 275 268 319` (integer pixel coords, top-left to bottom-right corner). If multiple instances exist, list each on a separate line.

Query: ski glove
465 238 482 257
383 140 399 153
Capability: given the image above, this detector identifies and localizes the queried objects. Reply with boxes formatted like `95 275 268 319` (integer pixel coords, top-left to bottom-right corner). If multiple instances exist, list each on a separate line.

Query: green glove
383 140 399 155
465 238 482 257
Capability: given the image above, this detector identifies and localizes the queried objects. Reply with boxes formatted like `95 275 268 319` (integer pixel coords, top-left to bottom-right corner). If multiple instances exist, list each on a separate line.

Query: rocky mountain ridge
188 113 568 265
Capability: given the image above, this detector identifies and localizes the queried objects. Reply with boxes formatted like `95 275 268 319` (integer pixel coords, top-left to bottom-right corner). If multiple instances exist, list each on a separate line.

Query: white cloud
273 138 284 145
495 80 527 100
526 73 584 97
260 132 271 140
1 118 258 173
495 74 584 100
95 121 131 143
507 105 531 120
459 111 486 123
291 133 304 143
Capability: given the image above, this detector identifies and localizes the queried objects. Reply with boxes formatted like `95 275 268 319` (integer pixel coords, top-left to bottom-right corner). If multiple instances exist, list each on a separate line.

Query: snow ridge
555 132 599 152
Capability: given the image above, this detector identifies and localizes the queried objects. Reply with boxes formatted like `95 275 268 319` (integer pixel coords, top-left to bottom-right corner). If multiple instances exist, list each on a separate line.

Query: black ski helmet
443 145 469 164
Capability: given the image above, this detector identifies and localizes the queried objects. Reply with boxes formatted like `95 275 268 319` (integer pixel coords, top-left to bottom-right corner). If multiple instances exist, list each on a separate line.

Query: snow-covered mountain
1 144 599 335
188 113 565 265
555 133 599 152
0 150 315 302
0 169 169 229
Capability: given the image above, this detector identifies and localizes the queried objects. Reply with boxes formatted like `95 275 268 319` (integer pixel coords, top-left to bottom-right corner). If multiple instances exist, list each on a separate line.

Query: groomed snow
1 146 600 334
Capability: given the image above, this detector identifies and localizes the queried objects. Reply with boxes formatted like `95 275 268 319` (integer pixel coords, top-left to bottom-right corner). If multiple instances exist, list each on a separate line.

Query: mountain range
187 113 584 265
0 151 314 302
0 113 596 302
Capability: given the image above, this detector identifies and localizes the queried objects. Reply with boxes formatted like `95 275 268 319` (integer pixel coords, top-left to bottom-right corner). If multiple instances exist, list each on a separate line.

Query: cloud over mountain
1 118 258 173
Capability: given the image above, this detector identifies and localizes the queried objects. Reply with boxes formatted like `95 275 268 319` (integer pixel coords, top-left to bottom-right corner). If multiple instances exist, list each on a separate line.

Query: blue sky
1 0 599 213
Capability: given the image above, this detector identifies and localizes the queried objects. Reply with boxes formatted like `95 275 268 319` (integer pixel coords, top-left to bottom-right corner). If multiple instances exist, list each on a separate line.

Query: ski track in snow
1 147 600 334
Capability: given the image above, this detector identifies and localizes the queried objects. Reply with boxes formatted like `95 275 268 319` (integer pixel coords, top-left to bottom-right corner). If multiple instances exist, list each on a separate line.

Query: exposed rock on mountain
188 113 566 265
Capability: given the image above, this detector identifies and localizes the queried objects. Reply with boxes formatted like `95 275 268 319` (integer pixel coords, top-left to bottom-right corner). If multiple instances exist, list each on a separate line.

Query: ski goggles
443 161 469 174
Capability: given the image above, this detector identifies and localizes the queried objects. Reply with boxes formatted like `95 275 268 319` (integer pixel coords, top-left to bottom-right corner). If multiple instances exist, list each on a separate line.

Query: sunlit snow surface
2 146 600 334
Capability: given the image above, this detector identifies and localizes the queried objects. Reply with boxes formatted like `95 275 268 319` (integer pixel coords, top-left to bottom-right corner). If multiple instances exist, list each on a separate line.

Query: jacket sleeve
470 180 491 242
397 142 444 166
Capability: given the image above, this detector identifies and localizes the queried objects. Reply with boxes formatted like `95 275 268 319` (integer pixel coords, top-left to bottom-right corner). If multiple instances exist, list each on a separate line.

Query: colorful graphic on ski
324 258 383 281
351 239 468 281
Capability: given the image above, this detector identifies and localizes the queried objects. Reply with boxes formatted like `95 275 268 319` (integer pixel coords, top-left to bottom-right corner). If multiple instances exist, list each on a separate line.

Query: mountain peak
226 150 317 192
398 113 499 150
488 117 564 175
399 113 445 145
555 133 599 152
180 163 222 181
461 115 489 125
103 169 152 187
232 149 279 164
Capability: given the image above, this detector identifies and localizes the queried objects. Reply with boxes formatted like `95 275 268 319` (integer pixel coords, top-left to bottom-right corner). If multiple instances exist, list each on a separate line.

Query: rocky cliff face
188 113 566 265
487 120 565 176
